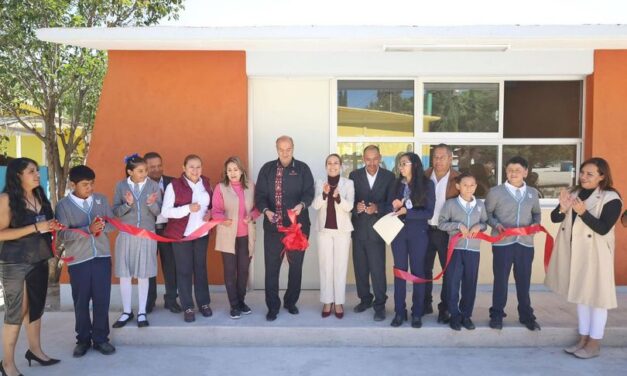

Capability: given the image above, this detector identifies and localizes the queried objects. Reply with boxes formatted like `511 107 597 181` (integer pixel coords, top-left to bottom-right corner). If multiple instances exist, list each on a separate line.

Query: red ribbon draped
393 224 554 284
53 216 224 262
277 209 309 256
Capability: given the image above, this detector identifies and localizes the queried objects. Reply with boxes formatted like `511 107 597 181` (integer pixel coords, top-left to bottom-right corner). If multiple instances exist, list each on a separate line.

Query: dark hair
363 145 380 155
325 153 343 166
3 158 53 227
505 156 528 169
574 157 619 194
433 143 453 156
395 152 429 207
183 154 202 166
221 156 248 189
125 155 146 176
69 165 96 184
454 171 476 184
143 152 162 161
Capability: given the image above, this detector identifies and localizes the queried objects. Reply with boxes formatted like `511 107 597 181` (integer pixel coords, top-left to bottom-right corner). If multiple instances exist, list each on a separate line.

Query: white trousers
318 229 351 304
577 303 608 340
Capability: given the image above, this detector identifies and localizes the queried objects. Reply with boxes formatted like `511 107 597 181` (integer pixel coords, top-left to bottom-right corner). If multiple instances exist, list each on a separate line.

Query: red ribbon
277 209 309 256
393 224 554 284
53 216 224 262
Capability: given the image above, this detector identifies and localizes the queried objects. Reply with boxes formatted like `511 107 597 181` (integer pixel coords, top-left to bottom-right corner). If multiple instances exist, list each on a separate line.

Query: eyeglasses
398 162 412 167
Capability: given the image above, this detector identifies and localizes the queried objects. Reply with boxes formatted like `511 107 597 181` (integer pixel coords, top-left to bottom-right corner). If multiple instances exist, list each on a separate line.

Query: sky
160 0 627 27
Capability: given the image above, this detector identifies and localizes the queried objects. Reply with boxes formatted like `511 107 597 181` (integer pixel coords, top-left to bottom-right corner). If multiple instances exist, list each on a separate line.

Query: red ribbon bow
277 209 309 256
52 217 224 263
393 224 554 284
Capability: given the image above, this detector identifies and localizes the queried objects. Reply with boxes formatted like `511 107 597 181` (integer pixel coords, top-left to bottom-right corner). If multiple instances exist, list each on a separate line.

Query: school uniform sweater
438 196 488 251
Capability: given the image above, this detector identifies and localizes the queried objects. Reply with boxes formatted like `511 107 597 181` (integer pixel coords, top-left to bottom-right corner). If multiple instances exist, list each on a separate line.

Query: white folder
373 212 405 245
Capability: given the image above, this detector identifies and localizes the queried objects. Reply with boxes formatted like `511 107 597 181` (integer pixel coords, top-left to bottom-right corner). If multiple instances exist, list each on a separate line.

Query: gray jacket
485 184 542 247
112 179 162 230
55 193 115 266
438 197 488 252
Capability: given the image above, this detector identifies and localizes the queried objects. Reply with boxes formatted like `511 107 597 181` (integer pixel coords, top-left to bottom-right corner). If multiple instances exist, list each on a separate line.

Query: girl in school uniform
112 154 162 328
211 156 259 319
438 172 488 331
388 152 435 329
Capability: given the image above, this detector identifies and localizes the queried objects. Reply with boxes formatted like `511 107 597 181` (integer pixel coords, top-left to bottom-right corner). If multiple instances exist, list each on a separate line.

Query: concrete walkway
2 286 627 375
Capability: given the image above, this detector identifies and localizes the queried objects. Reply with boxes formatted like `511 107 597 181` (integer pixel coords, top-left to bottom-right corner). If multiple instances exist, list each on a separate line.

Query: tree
0 0 184 206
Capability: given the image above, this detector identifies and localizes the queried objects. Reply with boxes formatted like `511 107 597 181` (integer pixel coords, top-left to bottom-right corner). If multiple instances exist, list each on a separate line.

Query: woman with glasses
545 157 622 359
388 153 435 328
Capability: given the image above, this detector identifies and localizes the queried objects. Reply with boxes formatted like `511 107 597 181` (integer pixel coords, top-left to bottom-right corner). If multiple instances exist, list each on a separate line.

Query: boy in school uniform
438 172 488 331
485 156 542 331
55 165 117 357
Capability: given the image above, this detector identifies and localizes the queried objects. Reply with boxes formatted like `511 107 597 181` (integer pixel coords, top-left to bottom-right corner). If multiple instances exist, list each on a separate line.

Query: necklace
24 195 40 212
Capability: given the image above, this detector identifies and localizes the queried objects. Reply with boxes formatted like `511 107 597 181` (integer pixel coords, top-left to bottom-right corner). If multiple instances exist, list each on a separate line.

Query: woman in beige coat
212 156 259 319
545 158 622 359
312 154 354 319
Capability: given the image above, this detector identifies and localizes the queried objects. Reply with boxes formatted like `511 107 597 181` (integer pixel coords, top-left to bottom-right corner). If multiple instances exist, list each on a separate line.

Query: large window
334 79 583 201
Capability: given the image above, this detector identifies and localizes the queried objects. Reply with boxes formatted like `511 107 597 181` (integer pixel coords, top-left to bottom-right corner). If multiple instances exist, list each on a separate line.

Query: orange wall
588 50 627 284
60 51 247 284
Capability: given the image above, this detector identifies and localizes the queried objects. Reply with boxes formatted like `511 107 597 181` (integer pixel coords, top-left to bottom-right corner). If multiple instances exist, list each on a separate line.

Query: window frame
331 76 586 207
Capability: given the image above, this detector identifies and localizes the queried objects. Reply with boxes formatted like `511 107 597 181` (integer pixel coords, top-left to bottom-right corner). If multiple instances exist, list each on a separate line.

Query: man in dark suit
424 143 460 324
349 145 395 321
144 152 181 314
255 135 315 321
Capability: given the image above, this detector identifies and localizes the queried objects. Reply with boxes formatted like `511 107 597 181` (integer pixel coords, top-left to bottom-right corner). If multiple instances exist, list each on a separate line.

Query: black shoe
449 318 462 331
521 319 541 331
112 312 134 328
0 360 22 376
25 349 60 367
72 342 90 358
93 342 116 355
146 302 155 314
390 312 407 327
489 317 503 330
284 305 299 315
373 310 386 322
266 311 278 321
462 317 476 330
353 301 373 313
422 304 434 315
411 316 422 329
164 301 182 314
137 313 150 328
200 304 213 317
184 308 196 322
239 302 252 315
230 308 242 319
437 310 451 324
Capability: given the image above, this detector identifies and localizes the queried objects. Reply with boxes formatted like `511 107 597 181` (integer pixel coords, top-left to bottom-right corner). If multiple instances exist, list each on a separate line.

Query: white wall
250 78 331 289
247 50 593 77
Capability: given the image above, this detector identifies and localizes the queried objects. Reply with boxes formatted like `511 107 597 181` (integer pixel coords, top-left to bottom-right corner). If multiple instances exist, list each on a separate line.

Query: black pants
447 249 480 320
68 257 111 345
391 225 428 318
264 231 306 313
424 228 449 313
352 237 387 312
148 228 179 307
222 236 250 308
172 235 210 311
489 243 535 322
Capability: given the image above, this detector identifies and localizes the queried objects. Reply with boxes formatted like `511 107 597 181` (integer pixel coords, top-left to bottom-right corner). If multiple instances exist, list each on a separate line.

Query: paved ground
5 344 627 376
2 286 627 375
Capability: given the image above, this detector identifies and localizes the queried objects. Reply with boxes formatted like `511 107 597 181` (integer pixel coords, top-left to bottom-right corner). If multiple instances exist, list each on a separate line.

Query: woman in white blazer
312 154 354 319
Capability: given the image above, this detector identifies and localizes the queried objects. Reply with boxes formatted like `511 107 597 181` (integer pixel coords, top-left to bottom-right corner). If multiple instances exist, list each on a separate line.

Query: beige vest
214 183 256 256
545 188 621 309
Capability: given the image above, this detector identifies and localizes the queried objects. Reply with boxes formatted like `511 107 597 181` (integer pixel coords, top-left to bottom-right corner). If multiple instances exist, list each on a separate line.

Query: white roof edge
35 25 627 51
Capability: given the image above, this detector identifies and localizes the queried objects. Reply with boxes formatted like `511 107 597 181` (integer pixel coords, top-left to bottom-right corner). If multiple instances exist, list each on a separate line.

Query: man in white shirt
144 152 181 314
424 144 460 324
